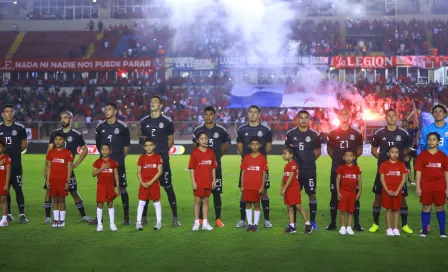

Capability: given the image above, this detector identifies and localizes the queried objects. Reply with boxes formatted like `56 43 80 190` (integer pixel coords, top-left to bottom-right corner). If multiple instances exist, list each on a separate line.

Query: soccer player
369 109 413 234
189 132 218 231
407 120 418 185
43 110 91 224
240 136 268 232
0 104 28 223
326 109 363 231
95 102 131 225
45 132 73 228
415 132 448 238
0 139 11 227
140 96 180 226
285 110 321 229
136 139 163 231
92 143 119 232
336 150 362 236
379 146 407 236
236 105 273 229
281 146 312 234
419 104 448 156
192 106 230 227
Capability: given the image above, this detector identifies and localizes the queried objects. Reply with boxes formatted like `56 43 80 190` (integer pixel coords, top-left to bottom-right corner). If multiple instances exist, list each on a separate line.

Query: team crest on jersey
305 136 311 142
257 131 263 137
159 122 164 129
67 136 73 142
349 134 355 140
395 135 401 141
12 130 17 136
213 132 219 139
114 128 119 134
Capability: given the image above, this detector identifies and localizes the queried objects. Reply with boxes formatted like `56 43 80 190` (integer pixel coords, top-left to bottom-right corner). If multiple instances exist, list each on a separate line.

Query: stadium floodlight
92 0 97 2
13 0 17 4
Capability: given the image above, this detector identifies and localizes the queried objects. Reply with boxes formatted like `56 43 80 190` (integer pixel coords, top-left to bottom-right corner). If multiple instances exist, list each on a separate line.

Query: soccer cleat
192 221 200 231
90 218 98 225
369 224 380 233
339 226 347 235
110 224 118 232
202 222 213 231
198 219 203 225
236 220 246 228
386 228 395 236
52 221 59 228
346 227 355 236
97 224 103 232
142 216 148 225
19 215 29 224
6 214 13 222
154 221 162 230
419 229 428 238
440 232 447 238
44 217 52 224
326 222 337 230
82 216 93 223
173 217 181 227
264 220 273 228
393 228 400 236
246 224 253 232
285 225 296 234
305 224 313 234
124 217 131 226
402 225 413 234
215 219 224 227
58 221 65 228
0 220 8 227
253 224 259 232
311 222 318 230
353 223 364 231
136 223 143 231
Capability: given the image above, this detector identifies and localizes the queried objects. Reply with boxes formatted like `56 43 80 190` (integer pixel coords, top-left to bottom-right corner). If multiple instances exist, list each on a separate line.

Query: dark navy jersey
327 126 363 171
192 124 230 164
140 114 174 160
49 128 86 158
372 126 411 165
95 120 130 166
407 128 418 147
285 127 321 171
237 123 272 157
0 121 27 171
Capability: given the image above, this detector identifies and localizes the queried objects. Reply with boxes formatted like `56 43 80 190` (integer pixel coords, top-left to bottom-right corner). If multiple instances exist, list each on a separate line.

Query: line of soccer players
0 100 447 238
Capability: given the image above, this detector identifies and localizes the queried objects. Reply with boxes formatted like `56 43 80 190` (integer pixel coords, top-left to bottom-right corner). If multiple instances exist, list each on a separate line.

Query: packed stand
430 19 448 56
292 20 342 56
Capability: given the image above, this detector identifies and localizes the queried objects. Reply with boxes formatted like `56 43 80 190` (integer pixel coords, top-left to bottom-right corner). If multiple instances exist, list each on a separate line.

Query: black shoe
124 217 131 225
90 218 103 225
325 222 337 230
19 215 30 224
253 224 259 232
246 224 253 232
6 214 13 223
305 224 313 234
285 225 296 234
420 229 428 238
354 223 364 231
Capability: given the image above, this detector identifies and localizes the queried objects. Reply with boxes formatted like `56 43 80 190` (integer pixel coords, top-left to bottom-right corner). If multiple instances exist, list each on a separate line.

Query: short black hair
249 136 261 143
152 95 163 104
387 145 399 153
0 138 5 147
298 110 310 117
248 105 260 113
105 102 118 110
53 132 65 139
431 104 448 115
101 143 112 150
427 132 441 141
143 139 155 145
401 119 407 122
283 146 295 156
204 106 216 114
2 104 13 112
343 150 355 156
408 121 414 125
386 108 397 115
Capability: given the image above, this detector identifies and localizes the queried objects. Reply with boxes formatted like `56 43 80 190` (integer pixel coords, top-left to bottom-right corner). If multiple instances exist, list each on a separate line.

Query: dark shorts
159 159 173 189
213 165 223 194
9 168 23 190
372 171 408 196
299 169 317 196
239 170 270 190
44 171 78 192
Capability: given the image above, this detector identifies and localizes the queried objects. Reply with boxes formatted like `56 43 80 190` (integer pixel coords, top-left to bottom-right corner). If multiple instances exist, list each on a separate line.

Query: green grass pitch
1 154 447 272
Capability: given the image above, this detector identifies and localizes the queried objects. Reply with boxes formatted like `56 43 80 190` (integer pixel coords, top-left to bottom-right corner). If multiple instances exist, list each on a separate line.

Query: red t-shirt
93 158 118 186
240 153 269 191
138 153 163 182
336 164 362 192
415 150 448 190
0 154 11 185
379 160 407 190
188 148 218 189
46 148 73 181
282 160 299 189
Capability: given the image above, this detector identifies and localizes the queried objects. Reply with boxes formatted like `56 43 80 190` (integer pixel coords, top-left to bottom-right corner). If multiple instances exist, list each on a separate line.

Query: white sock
60 211 66 221
194 219 199 224
53 210 60 221
97 208 103 225
246 209 253 225
254 210 261 225
154 201 162 223
108 208 115 225
203 219 208 225
1 216 6 221
289 223 295 227
137 200 145 224
305 221 311 225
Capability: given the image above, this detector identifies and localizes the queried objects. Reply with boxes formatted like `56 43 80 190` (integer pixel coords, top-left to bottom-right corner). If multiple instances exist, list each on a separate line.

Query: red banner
396 56 448 69
332 56 396 69
0 58 164 72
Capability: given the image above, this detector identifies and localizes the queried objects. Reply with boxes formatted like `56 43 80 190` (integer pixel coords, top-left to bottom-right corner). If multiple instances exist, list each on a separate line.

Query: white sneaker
82 216 93 223
58 221 65 228
97 224 103 232
346 227 355 235
235 220 246 228
192 221 200 231
136 223 143 231
202 222 214 231
440 233 447 238
393 228 400 236
154 221 162 230
339 226 347 235
264 220 273 228
0 220 8 227
52 221 59 228
386 228 395 236
110 224 118 232
44 217 52 224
